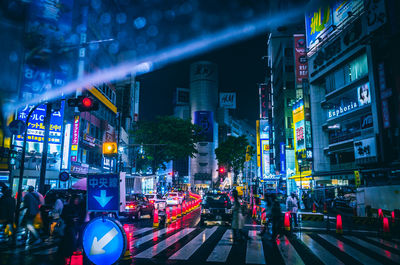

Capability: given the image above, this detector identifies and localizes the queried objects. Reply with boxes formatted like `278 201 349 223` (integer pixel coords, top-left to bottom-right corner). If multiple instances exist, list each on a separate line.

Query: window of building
287 117 292 129
284 47 293 57
338 151 354 163
285 65 294 73
286 81 295 90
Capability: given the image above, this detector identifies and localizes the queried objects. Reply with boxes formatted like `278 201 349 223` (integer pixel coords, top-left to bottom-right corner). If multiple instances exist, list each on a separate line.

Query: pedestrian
270 197 282 241
0 187 16 241
57 195 80 263
21 186 41 244
286 192 298 228
231 190 249 243
49 193 64 236
258 196 272 236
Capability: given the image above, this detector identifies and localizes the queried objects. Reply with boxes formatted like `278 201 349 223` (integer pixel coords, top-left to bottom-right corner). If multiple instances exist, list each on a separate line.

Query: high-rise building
189 61 219 189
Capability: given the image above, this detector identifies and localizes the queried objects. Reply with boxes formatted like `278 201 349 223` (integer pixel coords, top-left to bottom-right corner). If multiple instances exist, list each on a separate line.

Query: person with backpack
22 186 41 244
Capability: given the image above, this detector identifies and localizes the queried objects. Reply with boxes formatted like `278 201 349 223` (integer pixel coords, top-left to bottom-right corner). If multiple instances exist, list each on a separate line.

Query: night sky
138 33 268 123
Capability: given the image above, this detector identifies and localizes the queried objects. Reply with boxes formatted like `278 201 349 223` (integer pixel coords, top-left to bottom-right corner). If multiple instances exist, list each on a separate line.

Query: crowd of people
0 184 88 263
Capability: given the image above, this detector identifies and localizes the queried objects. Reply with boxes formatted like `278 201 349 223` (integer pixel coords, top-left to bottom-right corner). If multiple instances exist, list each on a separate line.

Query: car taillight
149 200 155 204
224 200 227 207
174 197 179 200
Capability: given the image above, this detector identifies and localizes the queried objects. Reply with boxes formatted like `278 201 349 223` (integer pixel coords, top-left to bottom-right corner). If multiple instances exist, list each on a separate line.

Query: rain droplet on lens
147 25 158 37
116 13 127 24
9 51 18 62
134 17 147 29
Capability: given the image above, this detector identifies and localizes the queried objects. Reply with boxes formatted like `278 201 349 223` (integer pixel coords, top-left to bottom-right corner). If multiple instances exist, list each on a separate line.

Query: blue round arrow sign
82 217 126 265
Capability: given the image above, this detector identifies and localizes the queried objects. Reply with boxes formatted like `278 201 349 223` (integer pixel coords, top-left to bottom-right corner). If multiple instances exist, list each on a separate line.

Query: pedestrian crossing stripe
299 233 344 265
206 229 233 263
277 235 305 265
5 226 400 265
169 226 218 260
344 236 400 263
318 234 381 265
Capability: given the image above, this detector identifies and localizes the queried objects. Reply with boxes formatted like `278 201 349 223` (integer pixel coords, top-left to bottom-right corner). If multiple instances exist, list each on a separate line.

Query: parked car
124 193 154 220
145 193 166 210
166 192 184 205
200 192 232 226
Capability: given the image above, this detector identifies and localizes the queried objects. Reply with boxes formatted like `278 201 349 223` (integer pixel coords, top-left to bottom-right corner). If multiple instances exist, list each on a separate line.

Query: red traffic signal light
219 167 225 174
68 96 99 112
82 97 93 108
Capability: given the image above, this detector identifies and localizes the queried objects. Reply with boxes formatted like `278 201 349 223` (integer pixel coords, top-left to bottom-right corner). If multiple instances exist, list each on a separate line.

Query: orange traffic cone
383 217 390 238
323 203 327 214
166 207 171 224
312 203 316 213
284 212 291 231
153 209 159 227
336 214 343 234
252 204 257 218
177 204 182 218
378 208 383 219
172 206 177 221
392 211 395 223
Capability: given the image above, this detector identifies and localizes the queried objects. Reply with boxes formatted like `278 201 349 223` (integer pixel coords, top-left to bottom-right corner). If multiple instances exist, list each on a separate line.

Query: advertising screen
305 4 333 49
194 111 213 142
357 82 371 106
293 99 305 151
261 139 270 178
294 34 309 85
259 120 270 140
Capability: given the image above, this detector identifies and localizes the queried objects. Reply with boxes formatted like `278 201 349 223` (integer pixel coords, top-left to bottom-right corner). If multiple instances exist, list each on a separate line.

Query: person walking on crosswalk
231 190 249 243
286 192 298 228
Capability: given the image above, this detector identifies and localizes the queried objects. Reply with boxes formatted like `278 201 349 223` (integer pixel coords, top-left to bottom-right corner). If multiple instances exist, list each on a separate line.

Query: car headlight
225 208 232 214
202 208 210 214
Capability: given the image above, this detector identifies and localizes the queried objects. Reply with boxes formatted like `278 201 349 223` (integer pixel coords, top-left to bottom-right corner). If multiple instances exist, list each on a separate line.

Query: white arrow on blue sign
87 174 120 212
83 217 126 265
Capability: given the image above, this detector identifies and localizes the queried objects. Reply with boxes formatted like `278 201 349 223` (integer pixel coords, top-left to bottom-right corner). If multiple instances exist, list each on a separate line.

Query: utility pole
38 102 52 195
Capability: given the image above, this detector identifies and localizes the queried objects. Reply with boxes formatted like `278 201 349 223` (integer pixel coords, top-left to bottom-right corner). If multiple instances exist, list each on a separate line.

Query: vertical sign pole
38 102 52 195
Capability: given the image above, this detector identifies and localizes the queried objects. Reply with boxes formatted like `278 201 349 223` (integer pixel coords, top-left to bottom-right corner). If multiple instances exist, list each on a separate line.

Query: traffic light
219 167 225 174
68 96 99 112
103 142 117 156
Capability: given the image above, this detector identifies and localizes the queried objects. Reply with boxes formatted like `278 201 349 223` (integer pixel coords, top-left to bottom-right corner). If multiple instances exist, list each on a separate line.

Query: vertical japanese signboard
293 99 305 151
259 120 270 179
70 115 80 162
259 83 271 119
87 174 120 212
280 142 286 176
294 34 309 86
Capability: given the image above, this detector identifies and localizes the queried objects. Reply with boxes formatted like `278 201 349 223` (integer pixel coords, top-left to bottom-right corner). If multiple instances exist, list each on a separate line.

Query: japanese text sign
87 174 120 212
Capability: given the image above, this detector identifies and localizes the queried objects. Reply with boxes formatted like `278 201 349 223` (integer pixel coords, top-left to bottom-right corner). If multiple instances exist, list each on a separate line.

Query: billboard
294 34 309 85
261 139 270 178
357 82 371 106
70 115 80 162
259 120 270 139
354 137 377 160
280 142 286 175
194 111 213 142
256 120 261 168
259 83 271 119
332 0 363 26
293 99 305 151
305 4 333 49
16 102 65 144
219 92 236 109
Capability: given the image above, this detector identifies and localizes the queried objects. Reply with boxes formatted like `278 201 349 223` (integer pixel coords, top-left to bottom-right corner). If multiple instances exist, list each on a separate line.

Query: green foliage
215 135 250 183
133 116 202 173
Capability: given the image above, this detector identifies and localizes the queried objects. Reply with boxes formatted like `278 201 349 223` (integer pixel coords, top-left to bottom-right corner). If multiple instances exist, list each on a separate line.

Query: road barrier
300 213 324 222
172 206 177 221
312 203 316 213
153 209 159 228
336 214 343 234
284 212 291 231
177 204 182 218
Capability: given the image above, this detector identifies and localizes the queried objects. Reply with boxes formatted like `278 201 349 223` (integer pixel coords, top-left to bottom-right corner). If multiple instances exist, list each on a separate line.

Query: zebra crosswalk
3 226 400 265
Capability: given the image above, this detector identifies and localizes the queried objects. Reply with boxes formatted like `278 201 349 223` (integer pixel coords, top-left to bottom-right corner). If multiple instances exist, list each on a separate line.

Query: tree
215 135 251 184
133 116 202 174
